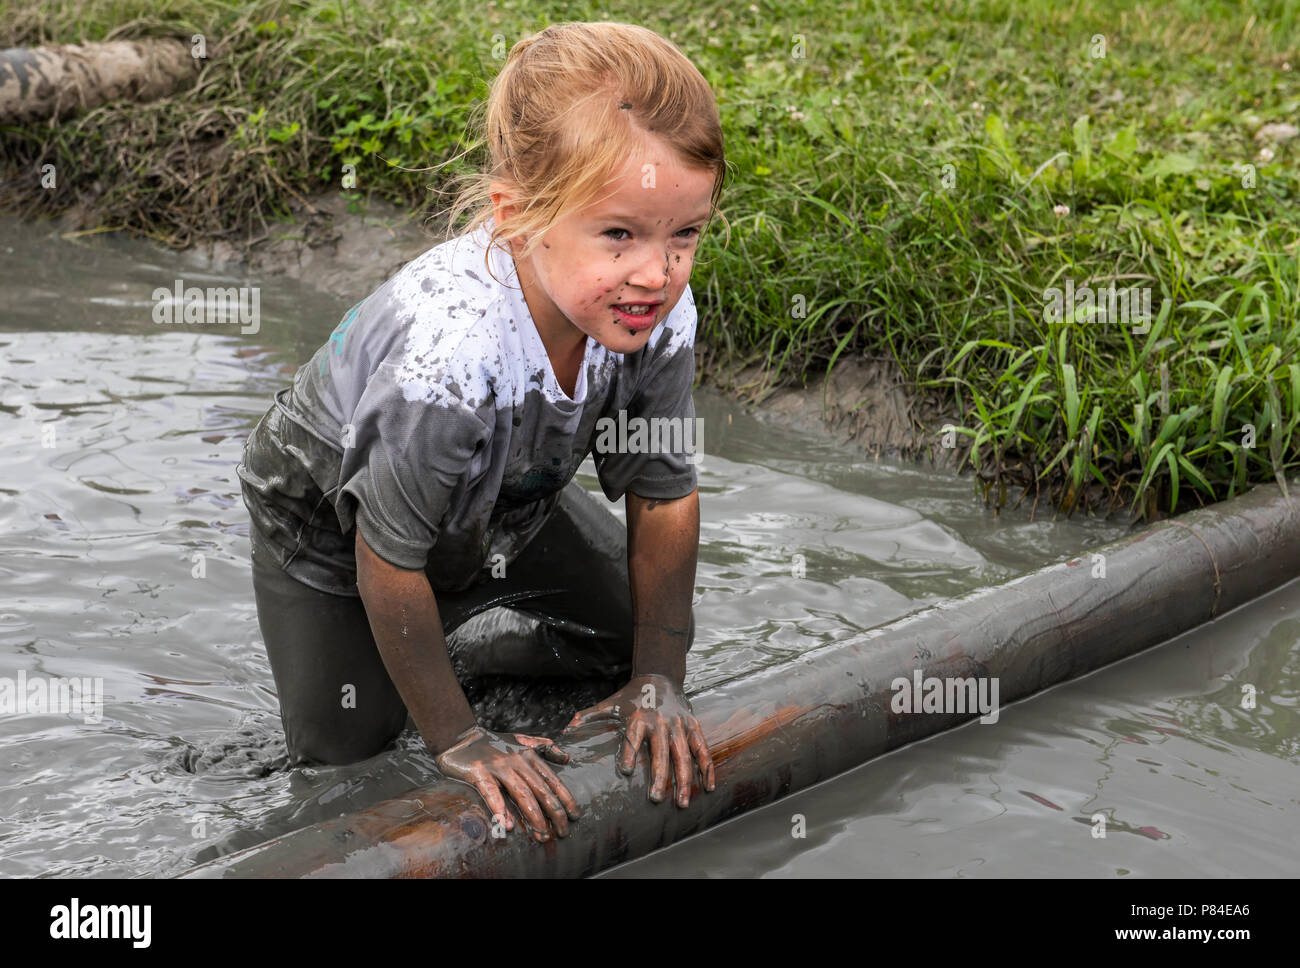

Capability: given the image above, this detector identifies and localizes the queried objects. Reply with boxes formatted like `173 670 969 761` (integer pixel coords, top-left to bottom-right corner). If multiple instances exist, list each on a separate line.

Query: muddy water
1 217 1288 878
603 575 1300 877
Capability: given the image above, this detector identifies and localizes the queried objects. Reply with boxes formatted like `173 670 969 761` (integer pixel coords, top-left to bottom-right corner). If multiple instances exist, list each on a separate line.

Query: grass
2 0 1298 519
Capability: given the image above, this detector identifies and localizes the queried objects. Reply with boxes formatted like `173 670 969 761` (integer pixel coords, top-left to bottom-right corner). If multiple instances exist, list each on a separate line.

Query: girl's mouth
612 302 661 331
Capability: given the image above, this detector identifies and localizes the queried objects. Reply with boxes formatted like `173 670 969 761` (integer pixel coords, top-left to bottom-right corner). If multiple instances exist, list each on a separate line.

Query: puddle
1 219 1154 876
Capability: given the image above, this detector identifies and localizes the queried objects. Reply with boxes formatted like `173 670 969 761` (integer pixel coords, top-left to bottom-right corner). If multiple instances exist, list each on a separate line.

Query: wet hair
438 21 728 282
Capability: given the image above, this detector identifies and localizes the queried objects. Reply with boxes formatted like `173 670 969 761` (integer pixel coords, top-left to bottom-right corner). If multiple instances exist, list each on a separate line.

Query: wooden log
0 39 198 123
182 480 1300 877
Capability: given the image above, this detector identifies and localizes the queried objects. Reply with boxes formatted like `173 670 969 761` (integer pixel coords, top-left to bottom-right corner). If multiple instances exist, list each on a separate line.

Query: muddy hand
565 674 716 807
434 725 580 842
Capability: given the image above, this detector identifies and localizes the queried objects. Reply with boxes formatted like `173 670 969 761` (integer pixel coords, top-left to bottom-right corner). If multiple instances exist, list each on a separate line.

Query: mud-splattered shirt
237 221 698 596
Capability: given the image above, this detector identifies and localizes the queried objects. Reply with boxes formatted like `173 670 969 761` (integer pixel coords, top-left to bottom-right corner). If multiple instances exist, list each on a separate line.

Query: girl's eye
602 227 701 242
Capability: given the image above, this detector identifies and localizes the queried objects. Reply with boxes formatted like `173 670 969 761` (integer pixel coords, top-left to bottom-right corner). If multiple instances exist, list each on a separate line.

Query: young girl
237 21 723 843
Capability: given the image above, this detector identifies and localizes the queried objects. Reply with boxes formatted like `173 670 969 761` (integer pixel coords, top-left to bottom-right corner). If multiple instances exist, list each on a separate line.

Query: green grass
2 0 1298 518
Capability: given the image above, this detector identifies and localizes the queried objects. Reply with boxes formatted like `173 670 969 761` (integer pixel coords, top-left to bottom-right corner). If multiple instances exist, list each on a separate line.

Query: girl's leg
251 526 407 766
251 481 695 764
439 481 696 679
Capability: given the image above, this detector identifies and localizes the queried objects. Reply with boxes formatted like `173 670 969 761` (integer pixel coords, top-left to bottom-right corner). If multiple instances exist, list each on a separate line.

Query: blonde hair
438 21 728 282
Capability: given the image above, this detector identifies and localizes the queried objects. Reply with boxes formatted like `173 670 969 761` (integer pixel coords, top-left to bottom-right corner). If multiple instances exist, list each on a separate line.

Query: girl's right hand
433 725 581 842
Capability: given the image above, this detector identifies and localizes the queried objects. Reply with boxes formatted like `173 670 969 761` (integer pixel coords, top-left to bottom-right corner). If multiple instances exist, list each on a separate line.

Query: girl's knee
283 705 406 766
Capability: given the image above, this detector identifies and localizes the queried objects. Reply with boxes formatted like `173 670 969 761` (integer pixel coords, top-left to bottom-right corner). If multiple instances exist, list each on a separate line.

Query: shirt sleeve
336 363 491 571
594 292 700 502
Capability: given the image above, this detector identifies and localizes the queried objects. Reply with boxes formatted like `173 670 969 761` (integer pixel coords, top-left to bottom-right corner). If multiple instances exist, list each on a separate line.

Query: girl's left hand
564 674 716 807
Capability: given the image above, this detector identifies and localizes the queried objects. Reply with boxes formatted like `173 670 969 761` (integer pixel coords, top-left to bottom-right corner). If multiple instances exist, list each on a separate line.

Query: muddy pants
250 481 694 766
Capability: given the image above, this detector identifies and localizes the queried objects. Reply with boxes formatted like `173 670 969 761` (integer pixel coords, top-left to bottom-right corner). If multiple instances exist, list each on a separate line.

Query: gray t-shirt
237 221 699 597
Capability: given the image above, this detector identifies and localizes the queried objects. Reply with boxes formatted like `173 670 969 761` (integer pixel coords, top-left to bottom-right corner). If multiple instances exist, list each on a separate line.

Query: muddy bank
698 352 964 472
133 190 969 477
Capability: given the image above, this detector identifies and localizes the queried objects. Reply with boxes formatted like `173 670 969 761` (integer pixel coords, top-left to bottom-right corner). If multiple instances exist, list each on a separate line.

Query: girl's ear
489 182 533 258
489 181 518 227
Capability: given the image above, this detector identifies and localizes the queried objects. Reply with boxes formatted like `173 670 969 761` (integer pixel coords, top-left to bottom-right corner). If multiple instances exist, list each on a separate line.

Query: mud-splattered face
494 135 715 356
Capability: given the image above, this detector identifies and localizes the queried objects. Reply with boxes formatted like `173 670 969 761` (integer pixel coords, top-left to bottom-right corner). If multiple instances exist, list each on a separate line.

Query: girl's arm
566 489 716 808
627 489 699 682
355 529 475 752
355 530 580 841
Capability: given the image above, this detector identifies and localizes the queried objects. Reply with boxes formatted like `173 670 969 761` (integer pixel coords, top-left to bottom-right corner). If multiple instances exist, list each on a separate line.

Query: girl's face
492 135 716 357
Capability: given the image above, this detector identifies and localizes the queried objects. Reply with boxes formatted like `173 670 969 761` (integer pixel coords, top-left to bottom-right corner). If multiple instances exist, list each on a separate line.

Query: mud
166 607 617 781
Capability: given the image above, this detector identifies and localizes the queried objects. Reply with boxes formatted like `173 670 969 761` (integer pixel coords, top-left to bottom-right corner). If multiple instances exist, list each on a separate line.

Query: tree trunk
0 38 198 123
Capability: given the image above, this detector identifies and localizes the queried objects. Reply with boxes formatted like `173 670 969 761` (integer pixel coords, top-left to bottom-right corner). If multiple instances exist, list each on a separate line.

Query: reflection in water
8 218 1292 879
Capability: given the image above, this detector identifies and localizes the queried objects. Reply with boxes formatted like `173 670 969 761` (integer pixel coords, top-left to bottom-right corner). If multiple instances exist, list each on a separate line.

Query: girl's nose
626 246 671 292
